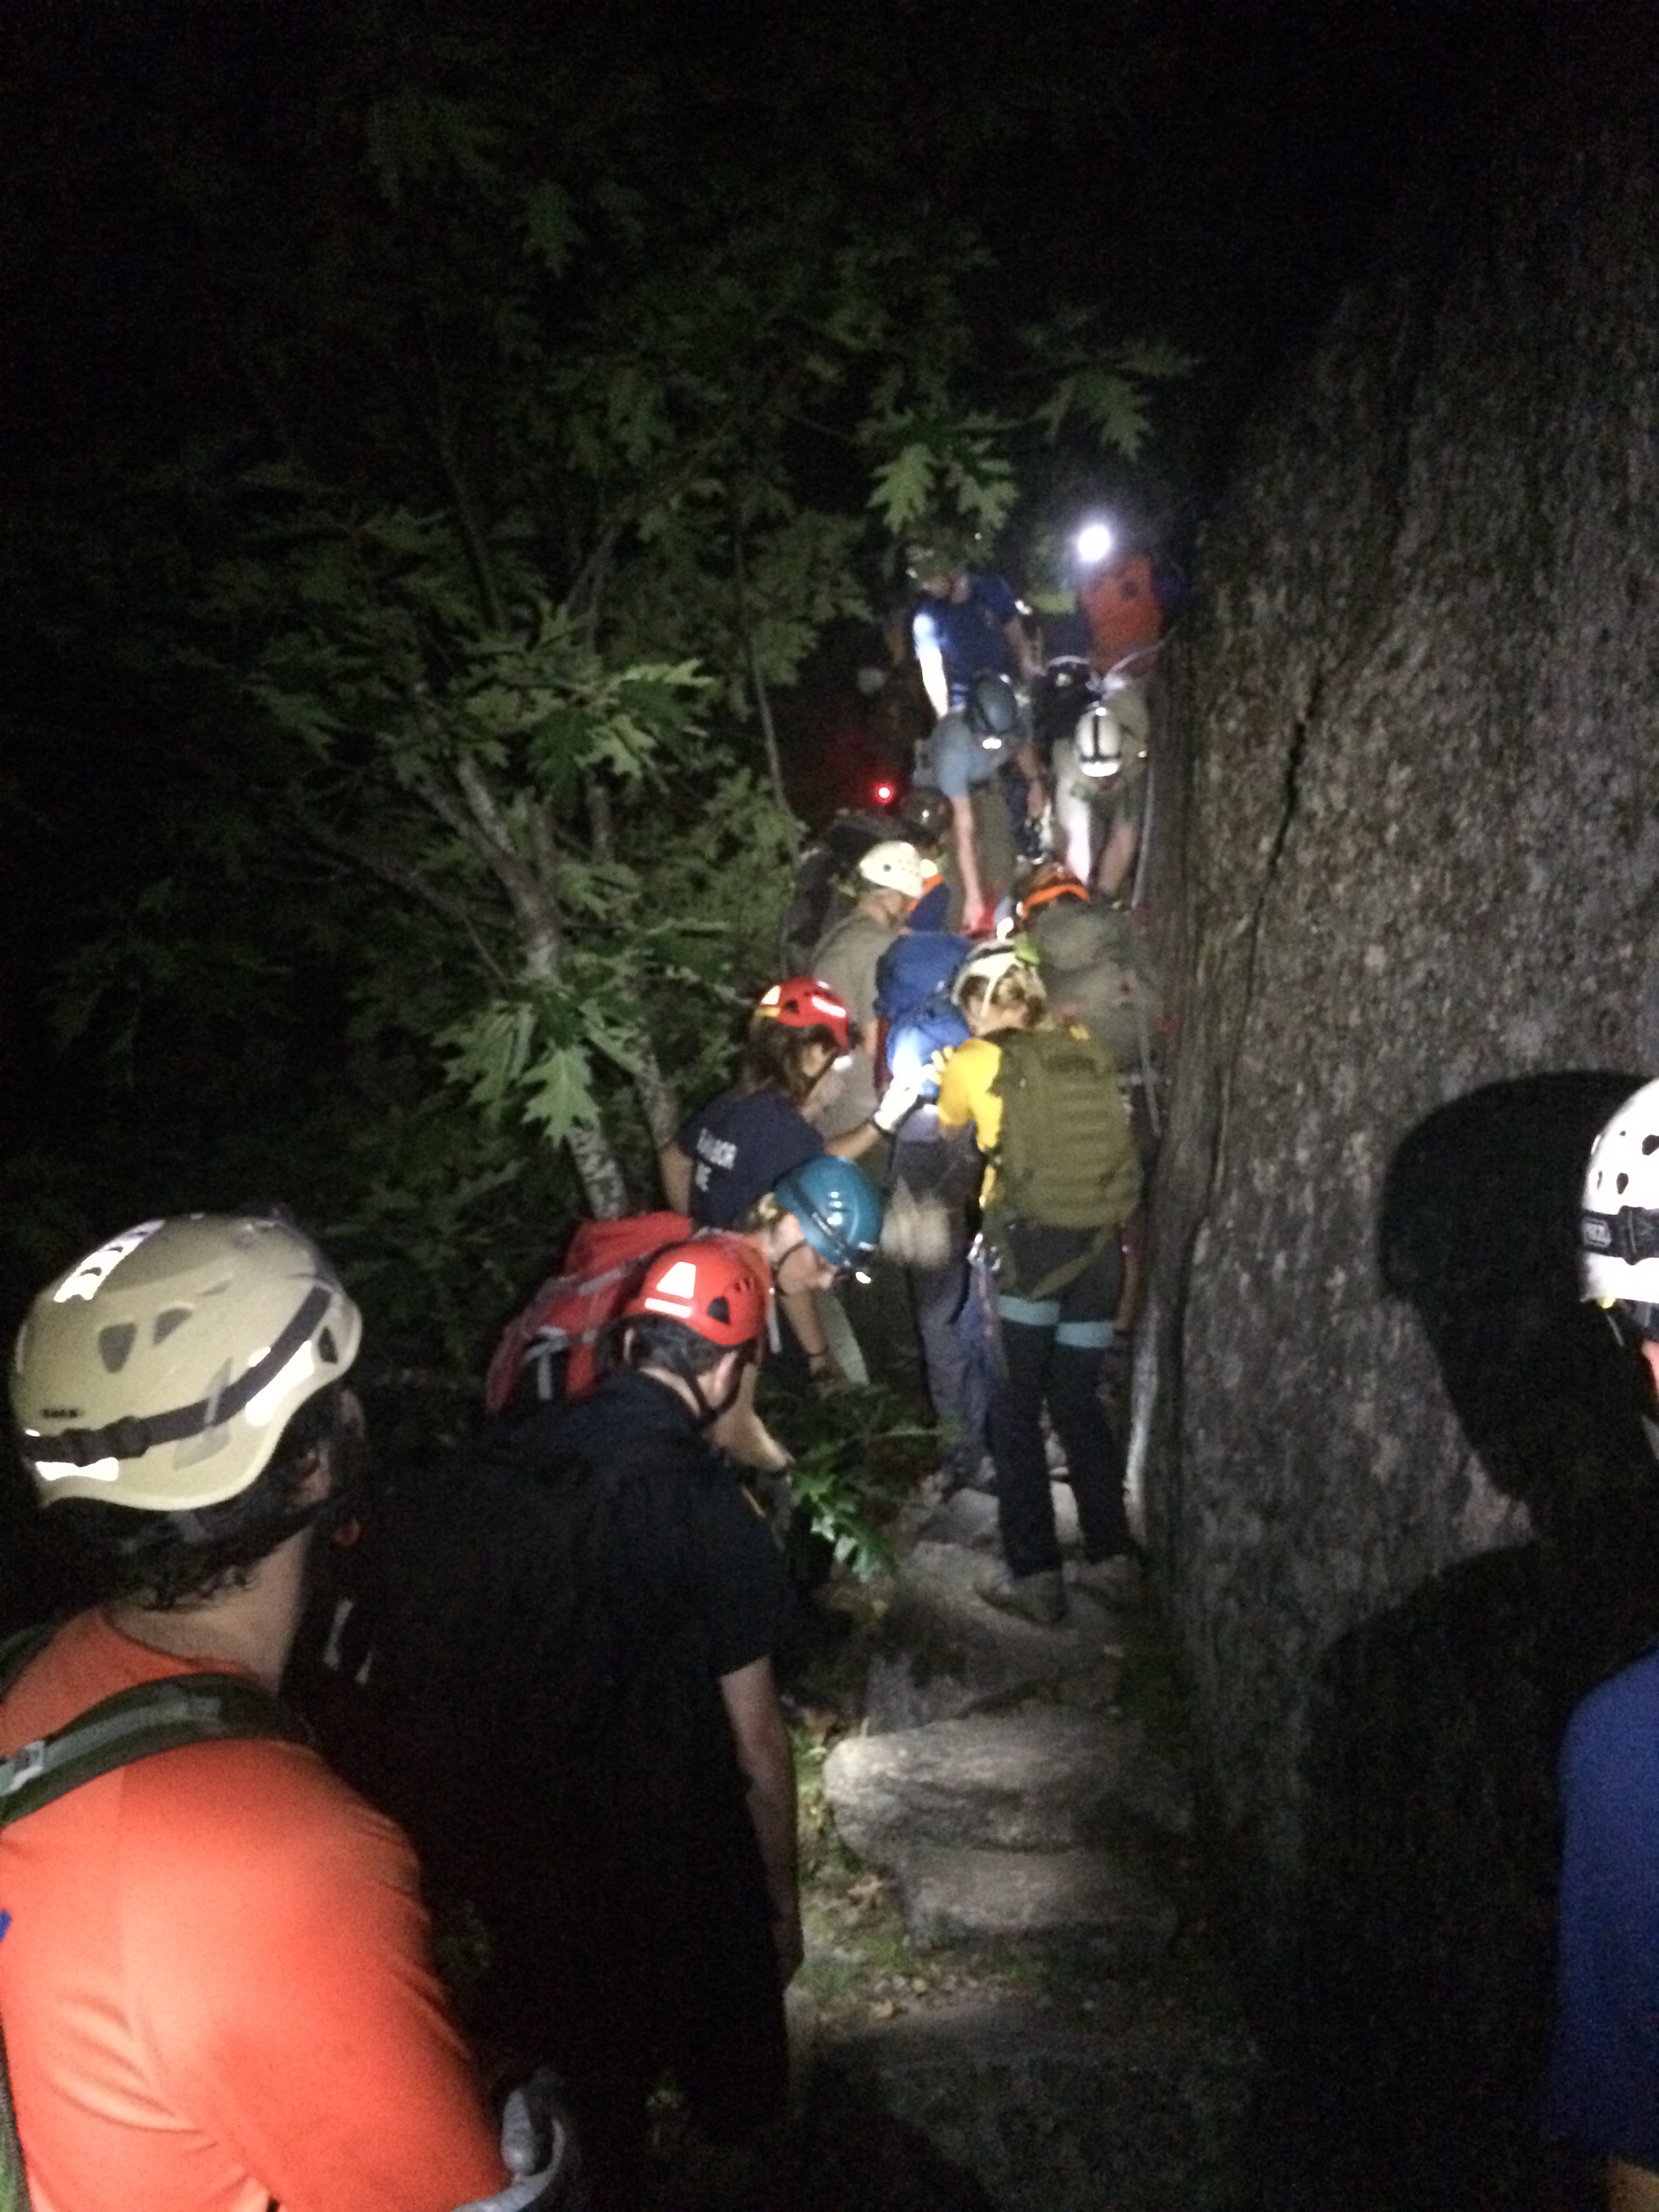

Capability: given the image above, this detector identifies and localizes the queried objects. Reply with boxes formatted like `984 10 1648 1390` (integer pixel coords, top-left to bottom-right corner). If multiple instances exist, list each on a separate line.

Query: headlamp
1074 520 1115 568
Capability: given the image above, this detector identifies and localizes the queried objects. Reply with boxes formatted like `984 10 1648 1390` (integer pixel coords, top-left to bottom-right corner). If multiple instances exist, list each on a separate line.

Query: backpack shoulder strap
0 1624 57 1703
0 1669 311 1832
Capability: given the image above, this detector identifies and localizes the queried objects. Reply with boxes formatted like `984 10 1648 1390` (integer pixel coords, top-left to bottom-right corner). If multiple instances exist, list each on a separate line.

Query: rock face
1144 13 1659 2203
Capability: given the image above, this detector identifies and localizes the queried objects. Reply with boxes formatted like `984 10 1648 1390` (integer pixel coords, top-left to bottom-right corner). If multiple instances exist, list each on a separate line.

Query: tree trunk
566 1123 629 1219
630 1041 682 1153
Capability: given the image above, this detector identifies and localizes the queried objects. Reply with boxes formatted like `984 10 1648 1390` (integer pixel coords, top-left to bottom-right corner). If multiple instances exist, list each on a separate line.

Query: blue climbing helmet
771 1157 884 1282
965 672 1021 745
886 997 970 1103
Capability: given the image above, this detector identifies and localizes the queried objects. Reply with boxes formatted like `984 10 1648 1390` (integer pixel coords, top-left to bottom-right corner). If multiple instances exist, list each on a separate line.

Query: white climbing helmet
858 840 928 901
9 1213 362 1512
1073 697 1128 779
949 937 1042 1008
1580 1078 1659 1309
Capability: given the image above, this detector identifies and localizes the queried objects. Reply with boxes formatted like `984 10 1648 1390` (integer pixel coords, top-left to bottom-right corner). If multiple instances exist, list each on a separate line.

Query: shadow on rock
1260 1073 1659 2212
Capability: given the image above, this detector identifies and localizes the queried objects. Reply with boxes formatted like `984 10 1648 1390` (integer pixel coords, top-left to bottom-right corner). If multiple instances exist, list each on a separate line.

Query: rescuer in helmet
1054 516 1168 899
935 945 1143 1625
1549 1078 1659 2206
906 531 1040 722
0 1213 512 2212
811 840 928 1140
911 672 1031 936
306 1234 800 2212
660 983 916 1386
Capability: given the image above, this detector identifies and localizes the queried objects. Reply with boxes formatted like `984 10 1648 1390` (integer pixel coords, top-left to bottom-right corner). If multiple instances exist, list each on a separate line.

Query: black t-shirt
674 1086 824 1229
300 1368 793 2127
527 1367 793 1680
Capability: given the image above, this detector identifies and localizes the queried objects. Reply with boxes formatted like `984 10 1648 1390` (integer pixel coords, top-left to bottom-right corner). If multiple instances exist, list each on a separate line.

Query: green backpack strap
0 1635 310 2211
0 1629 56 1708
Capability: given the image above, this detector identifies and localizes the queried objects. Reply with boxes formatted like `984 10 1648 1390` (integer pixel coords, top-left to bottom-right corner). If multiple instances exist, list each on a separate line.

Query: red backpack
484 1211 693 1416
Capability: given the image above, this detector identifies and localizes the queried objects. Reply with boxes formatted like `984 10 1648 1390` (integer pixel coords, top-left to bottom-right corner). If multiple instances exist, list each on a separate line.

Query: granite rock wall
1144 15 1659 2200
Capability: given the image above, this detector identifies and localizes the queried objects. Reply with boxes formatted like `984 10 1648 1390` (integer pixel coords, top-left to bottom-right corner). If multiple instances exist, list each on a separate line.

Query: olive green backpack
988 1026 1142 1297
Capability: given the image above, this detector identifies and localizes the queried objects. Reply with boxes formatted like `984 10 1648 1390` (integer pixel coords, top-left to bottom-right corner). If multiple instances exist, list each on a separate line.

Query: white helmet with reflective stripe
9 1214 362 1512
1073 698 1127 779
858 840 928 900
1580 1078 1659 1307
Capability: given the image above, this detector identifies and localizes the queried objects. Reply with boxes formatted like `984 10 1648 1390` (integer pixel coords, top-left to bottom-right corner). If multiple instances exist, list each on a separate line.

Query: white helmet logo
53 1221 165 1305
643 1256 701 1319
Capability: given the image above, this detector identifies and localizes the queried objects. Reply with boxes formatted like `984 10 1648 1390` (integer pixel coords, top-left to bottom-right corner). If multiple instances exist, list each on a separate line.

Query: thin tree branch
298 811 511 988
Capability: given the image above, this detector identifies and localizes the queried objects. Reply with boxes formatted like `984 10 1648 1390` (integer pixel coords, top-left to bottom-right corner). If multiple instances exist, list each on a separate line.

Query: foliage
757 1378 935 1581
0 0 1187 1372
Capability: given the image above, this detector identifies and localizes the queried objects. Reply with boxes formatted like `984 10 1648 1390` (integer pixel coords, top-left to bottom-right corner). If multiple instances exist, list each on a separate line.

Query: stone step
911 1479 1080 1555
811 1999 1258 2212
895 1843 1180 1957
864 1542 1124 1733
824 1708 1193 1860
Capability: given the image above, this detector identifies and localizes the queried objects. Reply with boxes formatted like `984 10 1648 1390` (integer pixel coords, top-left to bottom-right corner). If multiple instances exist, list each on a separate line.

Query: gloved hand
873 1069 927 1134
457 2068 586 2211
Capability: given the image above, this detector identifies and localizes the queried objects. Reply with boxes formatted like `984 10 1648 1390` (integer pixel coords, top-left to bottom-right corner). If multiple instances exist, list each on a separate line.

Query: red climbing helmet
754 977 854 1055
621 1235 769 1354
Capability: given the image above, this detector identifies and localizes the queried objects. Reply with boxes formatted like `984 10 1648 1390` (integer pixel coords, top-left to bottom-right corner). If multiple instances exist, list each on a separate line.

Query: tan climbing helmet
9 1213 362 1513
858 840 928 901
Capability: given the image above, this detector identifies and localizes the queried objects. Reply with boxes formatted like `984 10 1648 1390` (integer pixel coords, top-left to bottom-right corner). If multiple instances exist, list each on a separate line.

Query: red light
874 782 895 804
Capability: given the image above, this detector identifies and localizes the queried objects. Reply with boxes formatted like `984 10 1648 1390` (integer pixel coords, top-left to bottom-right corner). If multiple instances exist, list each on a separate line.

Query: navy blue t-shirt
676 1088 825 1229
912 572 1020 703
1548 1645 1659 2167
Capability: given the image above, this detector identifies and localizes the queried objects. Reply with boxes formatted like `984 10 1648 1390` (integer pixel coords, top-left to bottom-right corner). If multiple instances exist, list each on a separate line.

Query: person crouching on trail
660 977 925 1388
934 943 1144 1627
0 1213 516 2212
485 1152 885 1463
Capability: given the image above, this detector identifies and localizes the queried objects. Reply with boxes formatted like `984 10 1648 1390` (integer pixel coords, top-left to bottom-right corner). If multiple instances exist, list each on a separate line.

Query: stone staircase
809 1477 1259 2211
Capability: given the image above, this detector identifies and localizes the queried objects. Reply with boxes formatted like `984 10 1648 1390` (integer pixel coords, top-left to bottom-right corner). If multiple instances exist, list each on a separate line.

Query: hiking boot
975 1563 1067 1626
1069 1553 1141 1601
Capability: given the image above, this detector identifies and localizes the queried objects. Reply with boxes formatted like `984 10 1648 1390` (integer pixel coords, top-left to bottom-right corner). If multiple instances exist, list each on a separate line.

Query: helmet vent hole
1643 1137 1659 1156
97 1322 137 1374
152 1306 190 1345
708 1296 731 1325
1618 1172 1631 1193
319 1326 339 1366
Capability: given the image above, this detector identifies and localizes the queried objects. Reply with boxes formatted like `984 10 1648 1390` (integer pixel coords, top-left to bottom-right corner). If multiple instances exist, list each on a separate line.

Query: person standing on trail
907 535 1040 722
934 943 1143 1626
0 1213 513 2212
306 1237 800 2212
1067 520 1168 901
810 838 928 1141
1549 1078 1659 2211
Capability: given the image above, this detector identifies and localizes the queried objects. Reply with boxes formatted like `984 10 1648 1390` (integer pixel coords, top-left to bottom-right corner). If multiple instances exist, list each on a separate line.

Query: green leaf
867 443 938 534
519 1043 598 1144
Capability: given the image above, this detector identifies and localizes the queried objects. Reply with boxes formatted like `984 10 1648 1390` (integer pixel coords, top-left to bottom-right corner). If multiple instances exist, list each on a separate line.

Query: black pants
989 1231 1130 1579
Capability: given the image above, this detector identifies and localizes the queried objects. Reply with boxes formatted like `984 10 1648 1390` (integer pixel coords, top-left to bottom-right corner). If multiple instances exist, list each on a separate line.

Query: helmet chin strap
688 1348 754 1429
